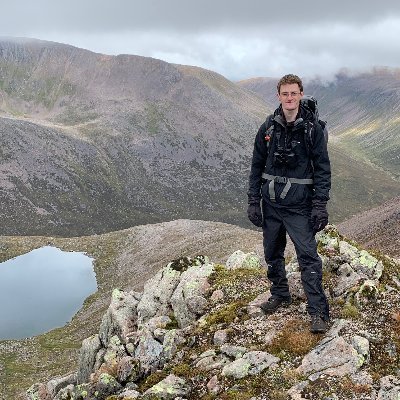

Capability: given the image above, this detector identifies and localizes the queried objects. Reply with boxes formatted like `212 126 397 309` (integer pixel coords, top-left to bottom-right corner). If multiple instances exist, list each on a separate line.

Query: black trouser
262 201 329 320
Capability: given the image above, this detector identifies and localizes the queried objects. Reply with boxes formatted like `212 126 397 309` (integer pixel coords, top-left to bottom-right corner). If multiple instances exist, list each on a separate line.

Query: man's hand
247 201 263 227
311 200 328 234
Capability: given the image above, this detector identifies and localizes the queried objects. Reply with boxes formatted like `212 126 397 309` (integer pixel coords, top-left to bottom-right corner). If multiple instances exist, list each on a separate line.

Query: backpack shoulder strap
263 114 275 153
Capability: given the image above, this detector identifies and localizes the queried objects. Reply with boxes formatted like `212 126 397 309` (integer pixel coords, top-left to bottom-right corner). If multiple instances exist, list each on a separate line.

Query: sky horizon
2 1 400 82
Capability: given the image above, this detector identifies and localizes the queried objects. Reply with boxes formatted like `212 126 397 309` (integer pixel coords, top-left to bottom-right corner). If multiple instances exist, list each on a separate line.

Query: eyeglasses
280 92 300 98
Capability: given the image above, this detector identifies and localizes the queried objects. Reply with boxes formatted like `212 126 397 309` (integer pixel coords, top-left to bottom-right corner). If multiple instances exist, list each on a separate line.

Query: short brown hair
277 74 303 93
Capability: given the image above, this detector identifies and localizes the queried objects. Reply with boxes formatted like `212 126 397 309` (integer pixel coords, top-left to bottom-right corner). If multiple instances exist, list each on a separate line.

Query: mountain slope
0 38 270 236
338 196 400 258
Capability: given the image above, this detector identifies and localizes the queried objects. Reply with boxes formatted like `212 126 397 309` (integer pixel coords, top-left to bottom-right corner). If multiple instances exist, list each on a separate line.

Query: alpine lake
0 246 97 340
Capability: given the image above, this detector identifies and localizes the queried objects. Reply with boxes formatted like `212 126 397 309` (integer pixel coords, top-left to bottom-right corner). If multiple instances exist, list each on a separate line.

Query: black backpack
264 95 328 157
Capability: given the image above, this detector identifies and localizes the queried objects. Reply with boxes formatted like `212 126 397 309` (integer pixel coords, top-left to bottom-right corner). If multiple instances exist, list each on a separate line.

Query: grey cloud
4 0 400 34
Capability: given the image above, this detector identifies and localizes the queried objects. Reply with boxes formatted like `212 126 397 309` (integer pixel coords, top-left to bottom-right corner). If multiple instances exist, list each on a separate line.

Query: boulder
297 336 362 377
143 374 191 399
46 373 77 397
134 327 164 374
377 375 400 400
26 383 52 400
169 261 214 328
226 250 261 270
99 289 139 346
77 334 103 384
333 263 362 297
221 351 279 378
117 356 141 384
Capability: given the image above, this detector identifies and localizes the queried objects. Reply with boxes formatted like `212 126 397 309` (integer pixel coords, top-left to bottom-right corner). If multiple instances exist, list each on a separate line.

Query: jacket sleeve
310 123 331 202
247 122 268 203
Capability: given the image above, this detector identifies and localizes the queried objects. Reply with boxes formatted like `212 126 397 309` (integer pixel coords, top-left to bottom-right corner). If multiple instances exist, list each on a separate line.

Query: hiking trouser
262 201 329 320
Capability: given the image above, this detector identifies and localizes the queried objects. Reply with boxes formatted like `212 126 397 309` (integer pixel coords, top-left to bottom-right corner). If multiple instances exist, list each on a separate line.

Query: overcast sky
2 0 400 81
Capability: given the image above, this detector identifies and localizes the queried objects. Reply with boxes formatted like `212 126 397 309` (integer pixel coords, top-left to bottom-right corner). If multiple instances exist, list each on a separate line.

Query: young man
247 74 331 333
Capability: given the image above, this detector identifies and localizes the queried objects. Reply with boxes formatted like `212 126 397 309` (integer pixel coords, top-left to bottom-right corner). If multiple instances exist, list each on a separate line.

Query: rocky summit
26 226 400 400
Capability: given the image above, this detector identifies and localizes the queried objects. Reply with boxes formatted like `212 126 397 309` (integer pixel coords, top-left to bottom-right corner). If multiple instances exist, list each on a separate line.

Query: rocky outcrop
26 226 400 400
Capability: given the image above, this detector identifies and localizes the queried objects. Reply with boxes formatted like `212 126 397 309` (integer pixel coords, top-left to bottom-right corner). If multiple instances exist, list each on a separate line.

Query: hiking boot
260 296 292 314
310 315 329 334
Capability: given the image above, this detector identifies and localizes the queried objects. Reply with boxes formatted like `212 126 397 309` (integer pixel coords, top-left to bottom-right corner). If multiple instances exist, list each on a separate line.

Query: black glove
247 200 263 227
311 200 328 234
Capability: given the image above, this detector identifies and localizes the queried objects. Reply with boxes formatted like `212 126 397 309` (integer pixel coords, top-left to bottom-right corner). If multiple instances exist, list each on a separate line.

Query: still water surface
0 246 97 340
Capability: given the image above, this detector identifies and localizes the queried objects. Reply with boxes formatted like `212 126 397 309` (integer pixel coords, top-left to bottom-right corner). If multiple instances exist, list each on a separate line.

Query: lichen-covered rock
103 335 128 364
143 315 173 333
377 375 400 399
351 335 370 364
119 388 141 399
143 374 191 399
99 289 140 346
287 271 306 300
333 263 362 297
207 375 222 395
220 344 247 359
53 384 75 400
169 261 214 328
46 373 77 397
94 373 122 399
339 241 359 260
26 383 52 400
222 351 279 378
213 329 229 345
117 356 141 384
77 334 103 384
161 329 186 361
134 327 163 374
297 336 362 377
226 250 261 270
195 349 230 371
354 280 379 307
351 250 382 279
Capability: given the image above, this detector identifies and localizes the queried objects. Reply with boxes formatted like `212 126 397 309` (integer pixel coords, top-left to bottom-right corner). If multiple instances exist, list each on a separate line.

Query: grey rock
333 263 362 297
99 289 139 346
297 336 362 377
46 373 77 397
210 289 224 303
350 371 373 386
222 351 279 378
377 375 400 399
195 354 230 371
226 250 261 270
354 280 379 307
119 388 141 399
220 344 248 359
287 271 306 300
207 375 222 395
287 380 309 400
103 335 128 364
77 334 103 384
170 262 214 328
53 384 75 400
94 373 122 399
26 383 52 400
339 241 359 260
134 328 164 374
137 265 182 325
117 356 141 384
162 329 186 361
143 374 191 399
143 315 172 333
213 329 229 346
351 335 370 364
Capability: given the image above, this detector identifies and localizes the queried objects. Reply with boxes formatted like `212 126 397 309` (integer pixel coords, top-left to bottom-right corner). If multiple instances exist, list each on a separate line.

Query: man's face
277 83 303 113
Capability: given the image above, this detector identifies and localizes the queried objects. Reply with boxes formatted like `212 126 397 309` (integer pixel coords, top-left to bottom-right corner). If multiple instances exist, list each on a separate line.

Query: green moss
341 303 360 319
205 301 247 326
171 363 192 378
137 370 168 393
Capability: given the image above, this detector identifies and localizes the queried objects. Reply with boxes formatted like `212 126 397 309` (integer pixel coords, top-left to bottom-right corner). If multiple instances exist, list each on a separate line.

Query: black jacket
248 105 331 208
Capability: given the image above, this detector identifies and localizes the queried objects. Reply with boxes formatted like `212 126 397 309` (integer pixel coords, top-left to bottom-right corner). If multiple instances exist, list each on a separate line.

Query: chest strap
262 173 313 201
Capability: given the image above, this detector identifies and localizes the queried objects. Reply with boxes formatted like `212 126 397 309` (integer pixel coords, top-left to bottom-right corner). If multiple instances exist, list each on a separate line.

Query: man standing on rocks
247 74 331 333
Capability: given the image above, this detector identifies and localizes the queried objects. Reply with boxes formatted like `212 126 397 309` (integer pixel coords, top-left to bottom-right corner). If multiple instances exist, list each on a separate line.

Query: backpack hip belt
261 173 313 201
